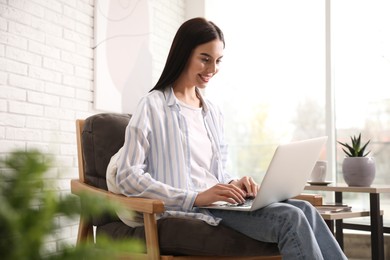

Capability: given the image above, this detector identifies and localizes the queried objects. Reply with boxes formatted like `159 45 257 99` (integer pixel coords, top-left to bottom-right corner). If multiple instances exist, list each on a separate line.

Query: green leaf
337 134 371 157
0 150 141 259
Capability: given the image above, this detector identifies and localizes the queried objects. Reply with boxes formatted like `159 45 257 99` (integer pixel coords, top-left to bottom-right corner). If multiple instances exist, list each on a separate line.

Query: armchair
71 113 322 259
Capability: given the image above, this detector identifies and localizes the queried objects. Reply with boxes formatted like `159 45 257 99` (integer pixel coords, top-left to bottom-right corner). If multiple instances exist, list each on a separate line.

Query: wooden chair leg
77 214 94 244
143 213 161 260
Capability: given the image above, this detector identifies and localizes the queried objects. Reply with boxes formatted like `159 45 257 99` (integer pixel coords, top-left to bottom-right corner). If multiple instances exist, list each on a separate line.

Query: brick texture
0 0 186 253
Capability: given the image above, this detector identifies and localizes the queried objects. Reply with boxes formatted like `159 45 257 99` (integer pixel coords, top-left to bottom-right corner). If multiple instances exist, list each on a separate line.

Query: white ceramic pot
342 157 376 187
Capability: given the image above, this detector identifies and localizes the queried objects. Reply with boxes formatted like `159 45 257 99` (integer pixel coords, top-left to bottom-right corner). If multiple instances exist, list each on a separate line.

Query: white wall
185 0 205 20
0 0 188 253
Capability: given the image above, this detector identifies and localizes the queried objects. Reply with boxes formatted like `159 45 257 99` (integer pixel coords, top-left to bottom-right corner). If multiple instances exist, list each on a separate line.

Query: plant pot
342 157 376 187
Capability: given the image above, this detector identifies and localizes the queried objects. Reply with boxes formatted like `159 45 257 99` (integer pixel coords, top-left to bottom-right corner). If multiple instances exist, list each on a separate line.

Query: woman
111 17 347 259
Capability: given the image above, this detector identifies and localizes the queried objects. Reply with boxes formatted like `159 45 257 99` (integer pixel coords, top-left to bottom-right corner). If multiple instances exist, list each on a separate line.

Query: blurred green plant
0 150 143 260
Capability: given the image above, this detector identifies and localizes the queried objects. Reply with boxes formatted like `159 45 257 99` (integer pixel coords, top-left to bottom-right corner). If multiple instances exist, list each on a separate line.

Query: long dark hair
150 17 225 92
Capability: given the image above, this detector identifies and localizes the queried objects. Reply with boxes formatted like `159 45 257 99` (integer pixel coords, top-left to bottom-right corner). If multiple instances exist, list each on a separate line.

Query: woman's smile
199 74 213 83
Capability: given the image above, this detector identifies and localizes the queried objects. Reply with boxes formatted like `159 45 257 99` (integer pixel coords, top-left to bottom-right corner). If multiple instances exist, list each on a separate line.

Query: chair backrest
77 113 131 190
76 113 131 226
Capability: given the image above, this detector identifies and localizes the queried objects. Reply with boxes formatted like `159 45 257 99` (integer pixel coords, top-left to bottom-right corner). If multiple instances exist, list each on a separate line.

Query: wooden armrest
293 194 323 206
70 179 165 214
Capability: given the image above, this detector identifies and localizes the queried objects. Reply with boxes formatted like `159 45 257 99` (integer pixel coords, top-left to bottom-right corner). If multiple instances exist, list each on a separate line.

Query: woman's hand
194 183 246 206
193 176 259 206
230 176 259 198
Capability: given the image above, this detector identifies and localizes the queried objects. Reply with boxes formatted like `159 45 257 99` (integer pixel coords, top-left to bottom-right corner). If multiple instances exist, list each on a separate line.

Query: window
205 0 325 182
333 0 390 224
205 0 390 226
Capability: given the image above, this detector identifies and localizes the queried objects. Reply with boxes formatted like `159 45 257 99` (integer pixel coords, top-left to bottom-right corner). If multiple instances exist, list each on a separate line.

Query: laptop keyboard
226 198 254 207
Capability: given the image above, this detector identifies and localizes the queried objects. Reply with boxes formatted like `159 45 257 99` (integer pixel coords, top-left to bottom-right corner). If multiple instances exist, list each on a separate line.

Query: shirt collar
164 86 209 113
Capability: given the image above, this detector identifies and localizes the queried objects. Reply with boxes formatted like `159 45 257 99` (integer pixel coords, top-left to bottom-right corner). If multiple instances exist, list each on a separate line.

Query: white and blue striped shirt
115 86 236 226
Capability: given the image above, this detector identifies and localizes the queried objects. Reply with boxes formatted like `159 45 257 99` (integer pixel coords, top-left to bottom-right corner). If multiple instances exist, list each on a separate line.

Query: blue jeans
208 199 347 260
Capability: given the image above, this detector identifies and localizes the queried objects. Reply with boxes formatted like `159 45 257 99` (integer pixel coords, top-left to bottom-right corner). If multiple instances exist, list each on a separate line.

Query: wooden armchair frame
71 118 322 260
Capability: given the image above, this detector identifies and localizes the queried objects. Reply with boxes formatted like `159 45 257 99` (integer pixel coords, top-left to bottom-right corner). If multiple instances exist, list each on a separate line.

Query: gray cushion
82 113 279 256
97 217 279 256
82 113 131 190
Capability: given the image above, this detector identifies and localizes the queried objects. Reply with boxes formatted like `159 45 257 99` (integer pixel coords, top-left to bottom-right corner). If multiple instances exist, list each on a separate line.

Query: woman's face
181 39 224 89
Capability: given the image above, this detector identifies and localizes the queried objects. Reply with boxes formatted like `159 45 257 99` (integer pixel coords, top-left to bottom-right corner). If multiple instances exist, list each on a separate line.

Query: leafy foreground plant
0 150 143 260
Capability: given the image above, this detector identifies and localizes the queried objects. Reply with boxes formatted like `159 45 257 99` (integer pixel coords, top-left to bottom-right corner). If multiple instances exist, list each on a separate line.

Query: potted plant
337 133 375 187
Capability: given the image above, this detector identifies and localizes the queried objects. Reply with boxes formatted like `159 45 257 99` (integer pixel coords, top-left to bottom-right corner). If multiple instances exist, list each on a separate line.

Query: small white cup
311 160 327 182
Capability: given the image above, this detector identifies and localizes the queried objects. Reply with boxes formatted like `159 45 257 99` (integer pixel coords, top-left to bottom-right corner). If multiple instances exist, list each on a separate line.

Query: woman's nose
207 62 218 73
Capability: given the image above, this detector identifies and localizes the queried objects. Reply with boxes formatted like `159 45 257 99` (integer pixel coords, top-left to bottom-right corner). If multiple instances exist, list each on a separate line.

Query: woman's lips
199 74 212 83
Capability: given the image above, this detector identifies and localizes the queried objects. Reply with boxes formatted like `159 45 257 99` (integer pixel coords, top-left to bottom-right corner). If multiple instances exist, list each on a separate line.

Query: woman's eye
202 58 210 63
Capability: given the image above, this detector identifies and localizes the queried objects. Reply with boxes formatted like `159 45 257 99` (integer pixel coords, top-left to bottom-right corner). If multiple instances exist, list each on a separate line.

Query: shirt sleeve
115 97 198 212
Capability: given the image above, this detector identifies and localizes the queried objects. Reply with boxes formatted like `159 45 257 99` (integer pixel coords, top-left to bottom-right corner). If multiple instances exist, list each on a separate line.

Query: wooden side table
319 209 383 234
305 184 390 260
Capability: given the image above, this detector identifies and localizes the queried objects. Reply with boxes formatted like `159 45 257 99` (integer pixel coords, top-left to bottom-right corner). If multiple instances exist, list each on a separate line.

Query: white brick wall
0 0 188 253
151 0 186 83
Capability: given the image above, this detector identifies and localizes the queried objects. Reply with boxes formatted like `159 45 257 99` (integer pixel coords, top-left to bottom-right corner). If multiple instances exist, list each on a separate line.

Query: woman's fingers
236 176 260 197
194 184 246 206
194 177 260 207
220 183 246 202
247 176 259 197
242 177 253 196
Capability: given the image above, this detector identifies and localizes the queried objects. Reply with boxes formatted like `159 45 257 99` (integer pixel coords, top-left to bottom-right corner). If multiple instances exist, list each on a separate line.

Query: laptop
200 136 328 211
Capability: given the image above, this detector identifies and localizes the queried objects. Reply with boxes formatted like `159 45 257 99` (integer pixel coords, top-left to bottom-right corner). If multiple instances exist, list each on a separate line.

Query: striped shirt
115 86 236 226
